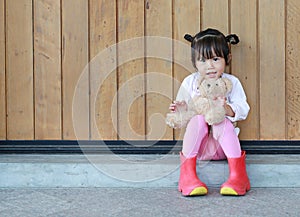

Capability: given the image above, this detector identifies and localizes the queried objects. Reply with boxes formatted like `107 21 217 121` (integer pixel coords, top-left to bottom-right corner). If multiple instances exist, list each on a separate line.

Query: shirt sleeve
226 77 250 122
175 75 194 103
176 82 192 103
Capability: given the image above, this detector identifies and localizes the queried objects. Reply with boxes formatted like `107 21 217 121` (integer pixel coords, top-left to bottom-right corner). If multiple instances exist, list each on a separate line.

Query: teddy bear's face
199 78 232 98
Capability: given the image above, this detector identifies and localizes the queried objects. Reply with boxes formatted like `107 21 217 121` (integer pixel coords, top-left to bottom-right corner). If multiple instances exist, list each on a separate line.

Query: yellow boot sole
189 187 208 196
220 187 238 196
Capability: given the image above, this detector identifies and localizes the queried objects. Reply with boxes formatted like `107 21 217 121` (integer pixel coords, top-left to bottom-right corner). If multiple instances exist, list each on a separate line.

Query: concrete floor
1 187 300 217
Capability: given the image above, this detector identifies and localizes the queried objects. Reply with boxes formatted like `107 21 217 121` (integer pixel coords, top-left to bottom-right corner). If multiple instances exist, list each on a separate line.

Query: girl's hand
169 101 187 113
215 96 226 107
215 97 235 117
219 97 235 117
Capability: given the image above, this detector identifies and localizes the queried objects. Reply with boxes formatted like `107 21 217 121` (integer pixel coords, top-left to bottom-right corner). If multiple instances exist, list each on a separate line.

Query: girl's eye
200 58 206 62
213 57 219 61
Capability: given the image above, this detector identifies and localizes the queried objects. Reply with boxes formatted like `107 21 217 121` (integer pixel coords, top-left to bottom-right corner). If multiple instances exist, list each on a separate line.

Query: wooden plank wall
0 0 299 141
6 0 34 139
34 0 61 139
0 0 5 139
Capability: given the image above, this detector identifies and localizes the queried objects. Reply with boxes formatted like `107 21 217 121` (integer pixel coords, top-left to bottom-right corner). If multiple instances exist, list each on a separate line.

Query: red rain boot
220 151 251 196
178 152 208 196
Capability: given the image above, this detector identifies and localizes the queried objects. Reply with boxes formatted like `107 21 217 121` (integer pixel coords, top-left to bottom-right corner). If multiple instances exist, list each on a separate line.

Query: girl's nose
207 59 214 68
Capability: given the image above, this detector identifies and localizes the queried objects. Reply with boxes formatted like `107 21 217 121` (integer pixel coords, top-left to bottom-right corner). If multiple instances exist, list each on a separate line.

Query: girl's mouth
206 71 217 78
206 71 216 75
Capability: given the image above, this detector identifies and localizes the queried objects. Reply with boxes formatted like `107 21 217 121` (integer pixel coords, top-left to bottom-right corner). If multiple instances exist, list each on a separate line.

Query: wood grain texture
145 0 173 140
1 0 300 141
259 0 286 139
117 0 145 140
286 0 300 139
62 0 89 140
231 0 259 140
0 0 5 139
201 0 229 34
34 0 61 139
6 0 34 139
89 0 117 140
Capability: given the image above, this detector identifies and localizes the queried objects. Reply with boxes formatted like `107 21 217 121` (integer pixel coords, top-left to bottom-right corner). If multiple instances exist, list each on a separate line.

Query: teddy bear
165 77 232 128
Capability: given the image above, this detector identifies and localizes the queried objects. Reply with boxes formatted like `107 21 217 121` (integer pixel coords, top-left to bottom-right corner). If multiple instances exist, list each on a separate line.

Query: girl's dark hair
184 28 239 68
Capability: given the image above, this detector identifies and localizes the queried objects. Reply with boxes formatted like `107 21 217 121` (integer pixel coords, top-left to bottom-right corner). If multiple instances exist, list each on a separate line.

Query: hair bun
184 34 194 42
226 34 239 45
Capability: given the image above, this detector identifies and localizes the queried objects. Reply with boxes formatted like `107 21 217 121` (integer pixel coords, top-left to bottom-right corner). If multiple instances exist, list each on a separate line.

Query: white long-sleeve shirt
176 72 250 122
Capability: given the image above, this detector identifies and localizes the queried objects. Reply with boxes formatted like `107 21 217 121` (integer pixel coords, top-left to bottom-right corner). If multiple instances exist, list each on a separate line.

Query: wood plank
0 0 5 139
117 0 145 140
62 0 89 140
34 0 61 139
201 0 230 73
286 0 300 140
6 0 34 139
259 0 285 139
201 0 229 33
89 0 117 140
173 0 201 140
145 0 173 140
231 0 259 140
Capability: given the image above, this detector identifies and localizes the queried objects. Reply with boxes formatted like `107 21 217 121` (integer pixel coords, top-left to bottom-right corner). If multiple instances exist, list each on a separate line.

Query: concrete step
0 154 299 188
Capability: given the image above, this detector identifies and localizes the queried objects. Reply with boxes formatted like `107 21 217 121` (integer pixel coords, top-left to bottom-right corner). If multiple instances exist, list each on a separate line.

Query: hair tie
226 34 240 45
184 34 194 42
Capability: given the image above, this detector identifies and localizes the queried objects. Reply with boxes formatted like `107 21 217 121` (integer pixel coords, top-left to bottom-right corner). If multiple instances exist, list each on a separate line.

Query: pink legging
182 115 241 160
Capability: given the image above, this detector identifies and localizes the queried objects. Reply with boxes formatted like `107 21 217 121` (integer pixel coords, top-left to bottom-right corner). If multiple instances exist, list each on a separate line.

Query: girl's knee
215 118 234 129
189 115 206 125
212 118 236 138
186 115 208 134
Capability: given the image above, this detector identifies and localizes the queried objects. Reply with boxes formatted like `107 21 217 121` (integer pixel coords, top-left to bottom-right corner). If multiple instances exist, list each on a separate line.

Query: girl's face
195 51 226 79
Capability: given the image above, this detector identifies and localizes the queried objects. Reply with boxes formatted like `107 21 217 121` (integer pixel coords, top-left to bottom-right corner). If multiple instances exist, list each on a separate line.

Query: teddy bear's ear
197 77 207 96
196 76 205 89
198 76 205 85
222 78 233 94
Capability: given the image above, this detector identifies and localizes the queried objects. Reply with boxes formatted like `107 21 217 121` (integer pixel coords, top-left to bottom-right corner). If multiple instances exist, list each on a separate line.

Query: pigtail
184 34 194 42
226 34 239 45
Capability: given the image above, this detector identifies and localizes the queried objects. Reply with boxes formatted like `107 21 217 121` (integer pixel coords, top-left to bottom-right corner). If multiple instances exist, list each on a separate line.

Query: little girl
169 28 250 196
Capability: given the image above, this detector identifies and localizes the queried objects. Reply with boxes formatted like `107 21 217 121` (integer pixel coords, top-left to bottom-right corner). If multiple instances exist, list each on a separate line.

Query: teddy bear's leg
204 111 217 126
165 113 177 128
205 109 225 126
165 110 195 129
